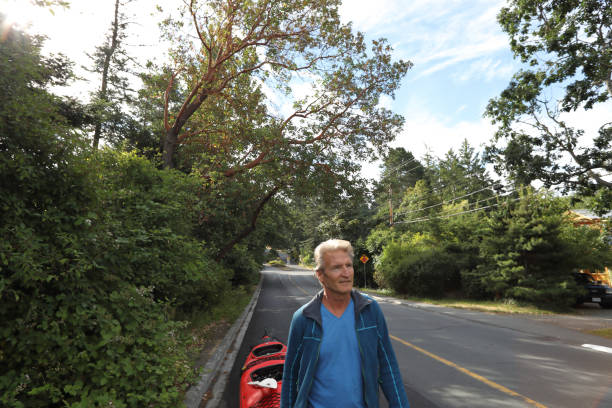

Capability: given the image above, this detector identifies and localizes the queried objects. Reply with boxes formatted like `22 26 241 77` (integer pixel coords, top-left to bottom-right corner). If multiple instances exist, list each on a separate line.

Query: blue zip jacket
280 289 410 408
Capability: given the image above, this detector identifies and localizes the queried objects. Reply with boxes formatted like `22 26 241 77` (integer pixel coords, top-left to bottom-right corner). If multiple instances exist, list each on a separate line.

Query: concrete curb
184 276 263 408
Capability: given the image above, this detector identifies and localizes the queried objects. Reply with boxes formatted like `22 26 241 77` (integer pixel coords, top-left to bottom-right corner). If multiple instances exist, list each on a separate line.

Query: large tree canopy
485 0 611 206
153 0 410 256
159 0 410 169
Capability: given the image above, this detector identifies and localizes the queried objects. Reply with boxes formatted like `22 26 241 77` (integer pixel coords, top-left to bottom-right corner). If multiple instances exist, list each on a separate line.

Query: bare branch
287 86 370 145
190 0 211 55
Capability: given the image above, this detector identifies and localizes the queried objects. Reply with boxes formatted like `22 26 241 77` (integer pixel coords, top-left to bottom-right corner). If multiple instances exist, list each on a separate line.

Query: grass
584 328 612 340
358 287 562 315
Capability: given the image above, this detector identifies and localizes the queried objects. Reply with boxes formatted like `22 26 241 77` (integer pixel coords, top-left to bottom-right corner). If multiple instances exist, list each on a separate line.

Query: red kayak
239 333 287 408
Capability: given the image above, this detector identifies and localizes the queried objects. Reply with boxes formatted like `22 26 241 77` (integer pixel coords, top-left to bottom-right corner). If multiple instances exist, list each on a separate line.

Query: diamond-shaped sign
359 255 369 264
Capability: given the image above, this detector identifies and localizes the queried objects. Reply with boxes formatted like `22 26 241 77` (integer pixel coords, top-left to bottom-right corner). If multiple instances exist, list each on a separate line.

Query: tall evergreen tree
87 0 136 148
373 147 424 216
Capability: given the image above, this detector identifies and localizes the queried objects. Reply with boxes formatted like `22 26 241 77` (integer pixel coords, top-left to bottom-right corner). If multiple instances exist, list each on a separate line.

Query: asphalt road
220 267 612 408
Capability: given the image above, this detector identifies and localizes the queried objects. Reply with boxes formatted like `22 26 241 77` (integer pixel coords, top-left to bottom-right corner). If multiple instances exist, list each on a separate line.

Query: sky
2 0 610 182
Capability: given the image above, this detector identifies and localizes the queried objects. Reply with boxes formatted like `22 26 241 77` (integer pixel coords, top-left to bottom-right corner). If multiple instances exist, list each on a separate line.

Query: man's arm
280 311 304 408
375 302 410 408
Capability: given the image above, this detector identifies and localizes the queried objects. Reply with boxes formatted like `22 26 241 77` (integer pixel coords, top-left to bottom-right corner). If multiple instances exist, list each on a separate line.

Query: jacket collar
302 288 372 326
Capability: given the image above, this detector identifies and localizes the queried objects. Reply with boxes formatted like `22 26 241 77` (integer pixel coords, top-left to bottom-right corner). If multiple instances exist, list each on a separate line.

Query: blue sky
4 0 609 181
338 0 610 180
340 0 515 150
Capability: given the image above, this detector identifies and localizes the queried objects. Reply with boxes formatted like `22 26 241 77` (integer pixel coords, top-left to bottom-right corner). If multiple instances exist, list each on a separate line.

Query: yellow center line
288 274 310 296
390 334 548 408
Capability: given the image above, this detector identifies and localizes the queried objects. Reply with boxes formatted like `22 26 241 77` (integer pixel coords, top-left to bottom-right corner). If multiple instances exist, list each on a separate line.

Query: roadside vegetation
360 288 562 315
1 0 610 407
182 285 255 364
289 145 611 311
284 0 612 312
585 328 612 340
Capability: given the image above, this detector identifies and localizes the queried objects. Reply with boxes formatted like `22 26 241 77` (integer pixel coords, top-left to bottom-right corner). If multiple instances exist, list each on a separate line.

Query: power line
384 157 420 176
388 172 504 205
393 195 522 225
394 183 505 218
399 163 423 176
407 188 518 219
393 182 511 219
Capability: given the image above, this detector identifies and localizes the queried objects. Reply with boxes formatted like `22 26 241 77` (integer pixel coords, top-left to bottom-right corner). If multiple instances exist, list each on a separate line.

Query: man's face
317 249 354 296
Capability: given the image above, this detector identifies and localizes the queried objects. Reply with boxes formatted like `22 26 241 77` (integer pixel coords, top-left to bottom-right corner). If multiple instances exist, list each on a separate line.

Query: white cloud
359 104 498 181
558 103 612 145
416 35 509 78
509 101 612 156
340 0 510 79
391 100 611 169
451 58 517 82
395 110 495 160
340 0 468 34
339 0 408 32
12 0 167 100
361 111 495 179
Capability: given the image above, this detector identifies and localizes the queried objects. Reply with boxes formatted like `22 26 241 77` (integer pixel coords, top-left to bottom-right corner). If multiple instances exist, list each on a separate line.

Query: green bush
0 19 257 407
0 148 208 406
300 251 314 267
221 244 261 286
93 150 233 312
466 190 609 308
1 282 194 408
265 249 280 262
375 237 460 297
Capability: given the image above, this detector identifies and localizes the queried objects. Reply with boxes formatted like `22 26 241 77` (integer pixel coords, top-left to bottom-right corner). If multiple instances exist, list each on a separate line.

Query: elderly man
280 239 409 408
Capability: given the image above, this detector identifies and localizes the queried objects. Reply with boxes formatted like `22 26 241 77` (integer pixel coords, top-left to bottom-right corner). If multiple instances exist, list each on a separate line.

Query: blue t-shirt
308 298 366 408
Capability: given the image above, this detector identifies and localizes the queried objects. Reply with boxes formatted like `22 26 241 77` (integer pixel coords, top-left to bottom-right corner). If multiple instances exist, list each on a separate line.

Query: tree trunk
163 127 178 169
93 0 120 149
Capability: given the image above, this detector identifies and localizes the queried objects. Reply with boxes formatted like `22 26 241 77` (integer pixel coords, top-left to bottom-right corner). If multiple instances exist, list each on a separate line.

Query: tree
87 0 136 148
389 140 497 228
0 19 198 406
436 140 496 198
154 0 410 257
465 189 611 307
158 0 410 167
485 0 611 207
372 147 424 220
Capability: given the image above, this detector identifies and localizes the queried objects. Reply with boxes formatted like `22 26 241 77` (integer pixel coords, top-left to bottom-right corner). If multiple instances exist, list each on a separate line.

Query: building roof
570 209 612 220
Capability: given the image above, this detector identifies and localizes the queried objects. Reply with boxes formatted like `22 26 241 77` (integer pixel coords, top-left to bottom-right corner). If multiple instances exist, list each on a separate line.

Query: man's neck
321 290 351 318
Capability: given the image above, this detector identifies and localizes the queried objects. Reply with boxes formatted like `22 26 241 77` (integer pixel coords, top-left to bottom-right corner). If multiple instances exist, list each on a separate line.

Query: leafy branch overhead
159 0 411 174
485 0 611 203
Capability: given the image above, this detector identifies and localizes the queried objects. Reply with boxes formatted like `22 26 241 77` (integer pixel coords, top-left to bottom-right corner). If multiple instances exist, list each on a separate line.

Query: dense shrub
374 235 460 297
222 243 262 286
466 191 611 307
93 150 233 312
0 141 242 405
0 146 212 406
0 25 228 403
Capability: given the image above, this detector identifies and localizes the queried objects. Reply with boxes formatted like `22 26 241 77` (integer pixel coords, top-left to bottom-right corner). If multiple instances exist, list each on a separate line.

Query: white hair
314 239 354 272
